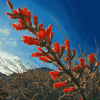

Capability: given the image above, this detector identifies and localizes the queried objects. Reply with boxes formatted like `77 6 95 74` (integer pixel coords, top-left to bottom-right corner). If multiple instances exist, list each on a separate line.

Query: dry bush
0 39 99 100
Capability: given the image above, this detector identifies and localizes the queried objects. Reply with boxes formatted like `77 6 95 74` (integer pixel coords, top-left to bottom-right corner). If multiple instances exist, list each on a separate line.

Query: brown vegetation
0 43 99 100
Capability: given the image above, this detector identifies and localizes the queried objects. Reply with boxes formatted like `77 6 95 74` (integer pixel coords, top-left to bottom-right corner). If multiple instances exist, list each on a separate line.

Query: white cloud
0 28 10 36
5 38 17 47
0 50 27 75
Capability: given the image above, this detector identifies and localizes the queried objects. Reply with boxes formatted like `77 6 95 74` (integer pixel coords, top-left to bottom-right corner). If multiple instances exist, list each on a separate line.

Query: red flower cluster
57 66 62 71
6 12 16 19
49 71 59 79
63 87 75 93
53 81 67 89
36 24 53 43
31 46 54 62
65 39 76 58
6 6 31 30
72 65 80 73
53 42 60 53
88 53 97 67
7 0 10 6
95 61 99 67
89 74 92 77
72 58 90 73
49 70 76 92
7 0 13 11
72 53 99 73
33 15 38 28
65 57 69 62
6 7 31 21
73 48 76 56
61 44 66 52
52 42 66 58
22 35 40 46
31 52 44 57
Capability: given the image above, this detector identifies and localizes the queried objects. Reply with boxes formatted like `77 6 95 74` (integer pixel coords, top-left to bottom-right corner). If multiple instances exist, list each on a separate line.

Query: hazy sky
0 0 100 75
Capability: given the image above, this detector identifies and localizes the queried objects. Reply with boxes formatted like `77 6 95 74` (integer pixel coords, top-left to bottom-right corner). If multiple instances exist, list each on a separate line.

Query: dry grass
0 37 100 100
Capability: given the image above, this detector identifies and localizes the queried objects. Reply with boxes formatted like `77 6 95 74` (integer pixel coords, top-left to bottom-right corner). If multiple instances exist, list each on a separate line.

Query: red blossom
17 8 22 14
66 47 71 57
37 29 46 41
37 32 43 40
53 82 67 89
70 87 75 91
61 45 66 52
65 57 69 61
7 6 31 25
57 67 62 70
50 32 53 39
65 39 70 47
49 71 59 75
31 52 44 57
52 75 59 79
88 53 96 66
45 24 53 37
13 10 18 16
40 24 53 42
66 47 70 53
10 16 16 19
39 56 50 62
7 0 13 11
12 23 17 28
37 47 44 52
80 58 84 68
7 0 10 6
12 23 24 30
72 65 80 73
27 11 31 18
75 65 80 69
72 68 76 72
49 71 59 79
22 7 27 18
18 19 24 25
25 18 30 23
95 61 99 67
33 15 38 27
6 12 11 16
89 74 92 77
33 15 38 21
63 87 75 93
72 48 76 55
39 23 43 31
41 31 47 41
22 35 40 46
53 42 60 53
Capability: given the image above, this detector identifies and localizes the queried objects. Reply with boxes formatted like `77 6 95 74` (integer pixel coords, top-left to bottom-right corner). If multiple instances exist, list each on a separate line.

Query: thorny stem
7 2 99 100
9 6 87 100
22 22 87 99
45 45 87 100
14 16 87 99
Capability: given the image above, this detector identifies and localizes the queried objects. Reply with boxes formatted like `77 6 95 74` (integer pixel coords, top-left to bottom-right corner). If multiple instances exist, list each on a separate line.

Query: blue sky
0 0 100 75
